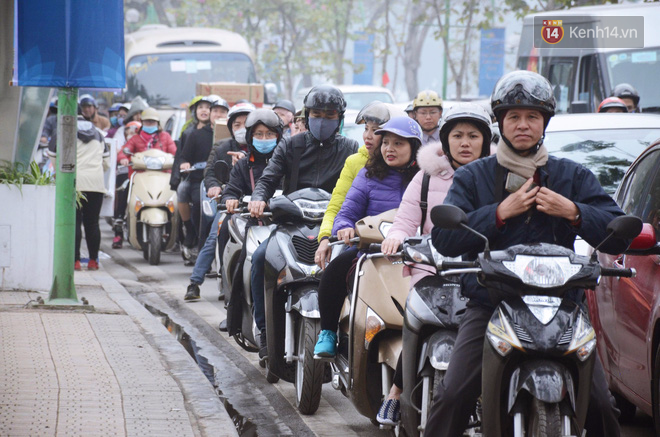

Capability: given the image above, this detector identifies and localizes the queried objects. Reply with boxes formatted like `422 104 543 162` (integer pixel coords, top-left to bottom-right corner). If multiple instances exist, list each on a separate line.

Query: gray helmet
303 85 347 114
439 103 492 162
491 70 555 153
355 101 391 125
79 94 97 108
245 108 284 150
273 99 296 114
491 70 556 122
211 96 229 111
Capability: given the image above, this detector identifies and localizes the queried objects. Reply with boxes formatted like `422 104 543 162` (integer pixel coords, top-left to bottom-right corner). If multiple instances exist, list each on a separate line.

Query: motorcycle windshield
410 275 466 328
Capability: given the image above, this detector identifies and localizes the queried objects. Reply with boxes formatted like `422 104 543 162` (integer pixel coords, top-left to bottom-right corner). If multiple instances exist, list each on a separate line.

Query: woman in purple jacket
313 116 422 358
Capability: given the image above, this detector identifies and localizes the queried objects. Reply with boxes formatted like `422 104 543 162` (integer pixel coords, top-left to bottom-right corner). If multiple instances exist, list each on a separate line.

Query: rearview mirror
431 205 468 229
213 160 230 184
264 83 278 105
626 223 660 255
606 215 643 240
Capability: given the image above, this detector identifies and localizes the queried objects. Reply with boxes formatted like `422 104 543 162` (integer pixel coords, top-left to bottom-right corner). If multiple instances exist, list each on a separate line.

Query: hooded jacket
48 118 109 193
387 141 455 285
432 154 630 307
221 152 271 202
251 131 359 201
180 124 214 184
332 167 409 235
318 145 369 241
204 138 247 190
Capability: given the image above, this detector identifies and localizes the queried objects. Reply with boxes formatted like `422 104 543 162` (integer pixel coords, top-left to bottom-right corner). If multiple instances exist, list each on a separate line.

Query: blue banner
478 28 505 97
14 0 125 88
353 33 375 85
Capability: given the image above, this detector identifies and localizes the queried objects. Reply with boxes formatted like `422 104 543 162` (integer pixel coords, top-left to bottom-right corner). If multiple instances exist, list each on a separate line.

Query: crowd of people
40 72 644 435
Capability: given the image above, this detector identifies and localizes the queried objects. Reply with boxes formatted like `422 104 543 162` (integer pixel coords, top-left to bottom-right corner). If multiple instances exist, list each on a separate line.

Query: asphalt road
98 222 654 437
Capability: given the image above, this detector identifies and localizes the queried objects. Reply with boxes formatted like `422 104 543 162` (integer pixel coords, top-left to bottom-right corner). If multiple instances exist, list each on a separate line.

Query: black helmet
491 70 555 153
611 83 640 106
303 85 347 115
355 101 395 125
273 99 296 114
245 108 284 150
439 103 492 163
491 71 555 121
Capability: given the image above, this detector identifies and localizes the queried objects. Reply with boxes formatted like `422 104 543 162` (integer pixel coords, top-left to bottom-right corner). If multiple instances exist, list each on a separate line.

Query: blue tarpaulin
13 0 125 88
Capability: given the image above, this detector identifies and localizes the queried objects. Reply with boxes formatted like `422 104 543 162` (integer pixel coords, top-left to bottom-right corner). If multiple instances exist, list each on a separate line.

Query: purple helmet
374 116 423 143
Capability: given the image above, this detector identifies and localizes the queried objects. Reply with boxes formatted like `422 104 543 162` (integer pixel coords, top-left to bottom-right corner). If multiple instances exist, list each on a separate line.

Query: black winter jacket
251 131 359 201
220 153 270 202
432 154 630 307
181 124 214 184
204 138 246 189
170 123 196 190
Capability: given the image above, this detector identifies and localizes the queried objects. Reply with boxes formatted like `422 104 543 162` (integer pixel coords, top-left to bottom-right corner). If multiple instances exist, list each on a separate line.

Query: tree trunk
404 5 431 100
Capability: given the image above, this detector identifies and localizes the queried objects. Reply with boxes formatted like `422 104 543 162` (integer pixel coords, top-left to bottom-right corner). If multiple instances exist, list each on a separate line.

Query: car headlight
293 199 328 220
144 156 165 170
502 255 582 288
486 308 523 357
566 313 596 361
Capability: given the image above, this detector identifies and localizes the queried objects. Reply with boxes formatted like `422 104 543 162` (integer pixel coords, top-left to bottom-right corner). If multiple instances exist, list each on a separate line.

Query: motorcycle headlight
486 308 523 357
293 199 328 221
144 156 165 170
502 255 582 288
365 307 386 350
566 313 596 362
404 246 431 264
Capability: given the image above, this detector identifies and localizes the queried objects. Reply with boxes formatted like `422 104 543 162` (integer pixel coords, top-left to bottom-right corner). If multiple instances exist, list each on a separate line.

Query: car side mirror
626 223 660 255
213 160 230 184
431 205 468 229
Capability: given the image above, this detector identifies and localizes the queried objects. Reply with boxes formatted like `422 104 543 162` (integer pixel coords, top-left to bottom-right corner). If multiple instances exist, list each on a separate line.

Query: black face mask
308 118 340 142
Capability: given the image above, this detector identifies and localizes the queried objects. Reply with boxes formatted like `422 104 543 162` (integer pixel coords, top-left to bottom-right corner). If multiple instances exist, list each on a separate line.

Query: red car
587 141 660 429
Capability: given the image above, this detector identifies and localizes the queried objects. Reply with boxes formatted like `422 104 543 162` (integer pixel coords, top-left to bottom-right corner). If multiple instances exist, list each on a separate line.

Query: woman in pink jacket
376 103 493 426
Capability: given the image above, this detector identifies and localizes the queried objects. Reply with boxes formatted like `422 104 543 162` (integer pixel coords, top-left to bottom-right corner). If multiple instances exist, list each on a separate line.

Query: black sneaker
184 283 201 301
259 329 268 360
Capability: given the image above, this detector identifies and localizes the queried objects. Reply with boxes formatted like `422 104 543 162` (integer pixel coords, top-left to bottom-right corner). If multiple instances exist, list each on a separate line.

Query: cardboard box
213 118 231 143
196 82 264 107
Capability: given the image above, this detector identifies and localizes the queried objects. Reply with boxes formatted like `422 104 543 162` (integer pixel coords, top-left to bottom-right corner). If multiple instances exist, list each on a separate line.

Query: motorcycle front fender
507 360 576 413
140 207 169 226
290 286 320 318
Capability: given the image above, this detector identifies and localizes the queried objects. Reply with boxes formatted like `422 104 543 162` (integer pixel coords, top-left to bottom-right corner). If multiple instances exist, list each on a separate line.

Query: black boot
259 329 268 360
184 283 200 301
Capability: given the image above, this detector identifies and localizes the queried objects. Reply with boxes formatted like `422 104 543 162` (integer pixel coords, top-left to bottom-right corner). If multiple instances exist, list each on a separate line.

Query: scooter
221 195 275 352
321 209 411 425
385 235 478 437
179 161 207 264
430 205 641 437
262 188 332 414
124 148 179 265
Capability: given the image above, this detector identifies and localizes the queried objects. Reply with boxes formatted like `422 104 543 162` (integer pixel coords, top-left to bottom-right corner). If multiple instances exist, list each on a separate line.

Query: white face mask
233 128 247 145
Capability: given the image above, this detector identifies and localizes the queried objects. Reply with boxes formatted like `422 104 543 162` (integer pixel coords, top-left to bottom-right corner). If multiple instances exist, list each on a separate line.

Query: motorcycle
320 209 411 426
262 188 332 414
124 148 179 265
373 234 475 437
220 195 275 352
430 204 641 437
179 161 207 263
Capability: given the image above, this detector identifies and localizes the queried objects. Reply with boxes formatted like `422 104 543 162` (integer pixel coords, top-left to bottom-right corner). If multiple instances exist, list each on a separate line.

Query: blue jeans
190 211 221 284
250 237 269 332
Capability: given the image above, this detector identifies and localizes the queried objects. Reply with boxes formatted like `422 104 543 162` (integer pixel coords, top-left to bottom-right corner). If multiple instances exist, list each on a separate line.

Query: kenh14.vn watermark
534 16 643 49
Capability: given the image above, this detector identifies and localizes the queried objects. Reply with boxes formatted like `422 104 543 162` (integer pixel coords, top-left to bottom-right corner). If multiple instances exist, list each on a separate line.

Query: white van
517 3 660 113
124 25 257 109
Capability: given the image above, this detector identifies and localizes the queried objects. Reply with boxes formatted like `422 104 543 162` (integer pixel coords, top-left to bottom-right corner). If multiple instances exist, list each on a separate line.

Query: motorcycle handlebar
600 267 636 278
440 260 479 269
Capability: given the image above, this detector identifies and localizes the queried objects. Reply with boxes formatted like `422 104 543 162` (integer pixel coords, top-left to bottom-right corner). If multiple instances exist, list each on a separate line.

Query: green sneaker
314 330 337 357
